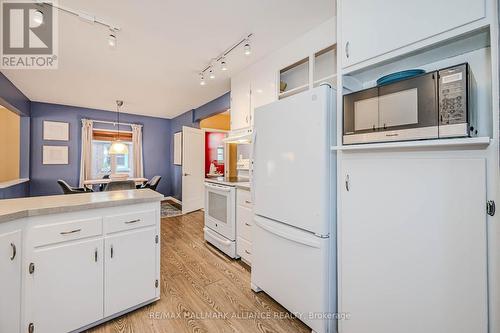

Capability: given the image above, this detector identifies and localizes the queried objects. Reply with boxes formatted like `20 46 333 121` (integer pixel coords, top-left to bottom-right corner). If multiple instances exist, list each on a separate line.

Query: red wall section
205 132 225 175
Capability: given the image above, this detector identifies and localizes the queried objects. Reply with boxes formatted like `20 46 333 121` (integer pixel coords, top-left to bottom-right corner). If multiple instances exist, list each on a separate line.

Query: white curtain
79 119 93 187
131 124 144 178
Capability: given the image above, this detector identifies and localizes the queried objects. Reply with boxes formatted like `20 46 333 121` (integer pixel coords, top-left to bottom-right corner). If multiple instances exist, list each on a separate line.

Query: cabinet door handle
10 243 16 260
245 200 252 204
345 41 350 59
94 248 98 262
60 228 82 235
124 219 140 224
245 222 252 227
345 174 350 192
245 249 251 255
110 245 114 258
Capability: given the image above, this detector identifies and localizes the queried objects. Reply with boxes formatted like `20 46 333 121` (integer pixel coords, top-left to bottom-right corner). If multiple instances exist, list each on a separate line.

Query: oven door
204 182 236 241
343 72 439 144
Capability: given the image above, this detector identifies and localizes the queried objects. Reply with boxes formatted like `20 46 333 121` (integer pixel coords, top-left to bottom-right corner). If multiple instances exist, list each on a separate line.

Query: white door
31 239 104 333
0 230 21 333
230 72 251 130
340 158 487 333
182 126 205 214
104 227 157 316
340 0 486 68
253 85 332 235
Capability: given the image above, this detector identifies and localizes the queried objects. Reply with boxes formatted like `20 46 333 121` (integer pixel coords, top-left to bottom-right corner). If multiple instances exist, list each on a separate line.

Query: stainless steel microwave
343 63 476 145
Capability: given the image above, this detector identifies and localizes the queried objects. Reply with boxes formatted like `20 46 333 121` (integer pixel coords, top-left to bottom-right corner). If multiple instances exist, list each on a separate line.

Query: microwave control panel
438 64 467 125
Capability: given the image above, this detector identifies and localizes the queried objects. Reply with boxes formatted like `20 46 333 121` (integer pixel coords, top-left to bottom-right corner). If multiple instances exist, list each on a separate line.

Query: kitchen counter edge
0 189 164 224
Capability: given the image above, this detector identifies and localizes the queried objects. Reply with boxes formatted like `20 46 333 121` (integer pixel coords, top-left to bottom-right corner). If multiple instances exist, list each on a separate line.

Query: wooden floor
86 210 310 333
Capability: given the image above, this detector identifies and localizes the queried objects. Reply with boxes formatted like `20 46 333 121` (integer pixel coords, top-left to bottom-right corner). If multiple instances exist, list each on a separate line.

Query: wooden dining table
83 177 148 190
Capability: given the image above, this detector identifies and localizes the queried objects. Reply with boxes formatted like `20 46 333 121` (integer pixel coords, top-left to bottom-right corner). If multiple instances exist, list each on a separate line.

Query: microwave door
377 72 439 141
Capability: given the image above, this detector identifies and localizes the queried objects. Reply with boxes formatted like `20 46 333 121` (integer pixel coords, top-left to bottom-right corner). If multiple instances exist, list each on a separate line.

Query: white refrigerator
251 85 336 333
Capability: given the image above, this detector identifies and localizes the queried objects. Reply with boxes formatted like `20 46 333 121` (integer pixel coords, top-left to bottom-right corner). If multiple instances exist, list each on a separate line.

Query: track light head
200 74 206 86
244 40 251 55
209 68 215 79
220 59 228 71
108 33 117 47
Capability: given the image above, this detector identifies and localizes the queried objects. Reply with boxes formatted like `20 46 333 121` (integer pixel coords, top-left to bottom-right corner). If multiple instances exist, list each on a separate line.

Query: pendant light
108 100 128 155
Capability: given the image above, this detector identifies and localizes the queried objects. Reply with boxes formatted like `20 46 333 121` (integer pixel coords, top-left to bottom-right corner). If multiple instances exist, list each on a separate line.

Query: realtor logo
1 0 58 69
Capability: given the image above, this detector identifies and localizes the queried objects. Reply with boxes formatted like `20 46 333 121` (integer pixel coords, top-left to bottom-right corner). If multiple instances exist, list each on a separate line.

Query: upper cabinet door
0 230 21 333
340 0 486 68
230 72 251 130
251 62 277 126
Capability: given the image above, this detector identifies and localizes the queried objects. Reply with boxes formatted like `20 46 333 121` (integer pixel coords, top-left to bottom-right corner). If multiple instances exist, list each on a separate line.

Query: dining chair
57 180 93 195
99 174 110 192
103 180 136 191
137 176 161 191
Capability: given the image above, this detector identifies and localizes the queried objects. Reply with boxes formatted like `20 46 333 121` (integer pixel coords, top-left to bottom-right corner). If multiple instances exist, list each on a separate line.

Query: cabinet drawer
237 189 252 208
237 206 253 241
237 237 252 264
31 217 102 247
104 210 156 234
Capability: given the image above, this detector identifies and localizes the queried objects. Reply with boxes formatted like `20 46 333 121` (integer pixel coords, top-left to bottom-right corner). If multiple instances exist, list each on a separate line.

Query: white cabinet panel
340 158 487 333
251 63 277 126
230 72 251 130
340 0 486 68
31 238 104 333
0 230 21 333
104 227 157 316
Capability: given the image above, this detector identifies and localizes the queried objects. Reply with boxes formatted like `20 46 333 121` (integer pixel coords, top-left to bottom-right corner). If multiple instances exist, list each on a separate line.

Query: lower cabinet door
31 238 104 333
104 227 157 316
0 230 22 333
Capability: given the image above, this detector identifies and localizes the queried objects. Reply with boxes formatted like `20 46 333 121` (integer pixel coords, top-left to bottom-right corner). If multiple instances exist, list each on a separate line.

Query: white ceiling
1 0 335 119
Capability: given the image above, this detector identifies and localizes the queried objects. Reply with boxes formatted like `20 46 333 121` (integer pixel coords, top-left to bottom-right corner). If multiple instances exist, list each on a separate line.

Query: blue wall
170 92 230 201
0 73 31 198
30 102 172 197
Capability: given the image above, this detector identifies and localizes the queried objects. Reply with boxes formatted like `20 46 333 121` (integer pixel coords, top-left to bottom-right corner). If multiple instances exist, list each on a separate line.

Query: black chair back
57 180 90 195
140 176 161 191
103 180 136 192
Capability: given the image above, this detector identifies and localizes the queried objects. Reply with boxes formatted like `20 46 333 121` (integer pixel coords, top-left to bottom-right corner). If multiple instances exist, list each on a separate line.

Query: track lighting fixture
220 58 228 71
108 33 117 47
32 10 44 26
197 33 253 86
209 68 216 79
244 40 251 55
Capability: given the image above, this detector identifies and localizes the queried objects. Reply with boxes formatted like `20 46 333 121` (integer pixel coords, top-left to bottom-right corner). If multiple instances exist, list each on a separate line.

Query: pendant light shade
109 100 128 155
109 140 128 154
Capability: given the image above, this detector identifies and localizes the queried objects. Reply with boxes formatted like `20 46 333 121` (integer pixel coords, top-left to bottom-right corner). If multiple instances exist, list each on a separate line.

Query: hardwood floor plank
86 210 310 333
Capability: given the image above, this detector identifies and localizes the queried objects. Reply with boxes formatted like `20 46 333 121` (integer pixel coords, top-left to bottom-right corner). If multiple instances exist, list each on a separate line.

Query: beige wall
199 113 230 130
0 106 20 182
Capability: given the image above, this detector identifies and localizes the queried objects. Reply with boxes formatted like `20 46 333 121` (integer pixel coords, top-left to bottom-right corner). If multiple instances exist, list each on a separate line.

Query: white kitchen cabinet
0 229 22 333
340 0 486 68
230 71 251 130
236 188 253 264
250 63 277 126
104 227 158 316
30 238 104 333
339 157 488 333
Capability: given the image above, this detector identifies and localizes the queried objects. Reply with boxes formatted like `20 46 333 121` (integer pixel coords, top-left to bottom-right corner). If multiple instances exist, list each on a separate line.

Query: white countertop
0 189 164 223
0 178 29 189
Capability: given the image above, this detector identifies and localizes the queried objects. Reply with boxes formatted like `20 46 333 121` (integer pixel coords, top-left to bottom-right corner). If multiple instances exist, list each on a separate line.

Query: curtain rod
83 118 143 128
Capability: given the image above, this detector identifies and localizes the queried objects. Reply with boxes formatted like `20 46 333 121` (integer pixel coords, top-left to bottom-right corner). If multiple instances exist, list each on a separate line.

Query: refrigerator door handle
254 216 323 248
250 129 257 204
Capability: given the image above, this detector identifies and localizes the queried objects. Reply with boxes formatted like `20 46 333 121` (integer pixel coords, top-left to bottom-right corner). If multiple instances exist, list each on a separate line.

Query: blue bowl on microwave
376 69 426 86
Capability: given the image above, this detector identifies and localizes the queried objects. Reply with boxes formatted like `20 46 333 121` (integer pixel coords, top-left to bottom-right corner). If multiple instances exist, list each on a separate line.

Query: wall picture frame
43 146 69 165
43 121 69 141
173 132 182 165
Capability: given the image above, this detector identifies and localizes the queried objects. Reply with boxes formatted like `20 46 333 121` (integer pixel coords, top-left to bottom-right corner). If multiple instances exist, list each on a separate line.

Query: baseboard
164 196 182 205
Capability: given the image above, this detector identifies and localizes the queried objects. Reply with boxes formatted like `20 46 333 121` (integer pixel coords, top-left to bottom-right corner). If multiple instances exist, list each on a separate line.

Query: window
91 132 133 179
